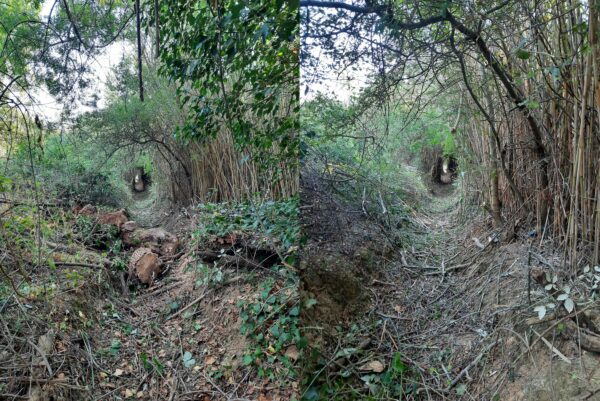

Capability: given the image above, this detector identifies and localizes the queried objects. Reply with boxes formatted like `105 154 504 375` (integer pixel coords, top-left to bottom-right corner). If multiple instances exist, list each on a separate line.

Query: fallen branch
446 341 497 390
532 329 571 364
166 289 212 321
195 249 285 277
54 262 103 269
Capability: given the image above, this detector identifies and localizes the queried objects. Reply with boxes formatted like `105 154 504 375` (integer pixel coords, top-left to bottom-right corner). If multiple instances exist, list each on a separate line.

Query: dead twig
166 289 212 321
54 262 103 269
446 341 497 391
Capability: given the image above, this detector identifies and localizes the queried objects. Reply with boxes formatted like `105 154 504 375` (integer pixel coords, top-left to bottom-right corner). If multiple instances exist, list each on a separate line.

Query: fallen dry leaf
113 368 124 377
56 341 67 353
285 345 299 361
358 360 385 373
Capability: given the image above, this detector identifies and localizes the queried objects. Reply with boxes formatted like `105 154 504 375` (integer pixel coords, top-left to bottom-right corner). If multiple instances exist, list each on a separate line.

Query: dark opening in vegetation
433 155 458 185
129 166 151 193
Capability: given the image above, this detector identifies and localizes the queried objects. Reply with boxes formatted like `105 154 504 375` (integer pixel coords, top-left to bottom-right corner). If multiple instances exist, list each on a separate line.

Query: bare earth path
300 168 600 400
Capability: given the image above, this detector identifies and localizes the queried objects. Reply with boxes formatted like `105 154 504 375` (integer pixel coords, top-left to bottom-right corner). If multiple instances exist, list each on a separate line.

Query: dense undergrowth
298 85 600 400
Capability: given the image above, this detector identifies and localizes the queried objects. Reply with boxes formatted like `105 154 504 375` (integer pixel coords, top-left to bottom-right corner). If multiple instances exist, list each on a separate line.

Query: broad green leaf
516 49 530 60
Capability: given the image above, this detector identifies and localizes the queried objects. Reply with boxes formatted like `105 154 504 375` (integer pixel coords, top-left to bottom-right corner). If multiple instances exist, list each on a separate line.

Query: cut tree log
129 247 162 286
121 226 179 256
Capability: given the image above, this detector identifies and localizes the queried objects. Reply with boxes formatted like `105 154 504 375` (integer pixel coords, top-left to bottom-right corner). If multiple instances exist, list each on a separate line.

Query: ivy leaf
516 49 530 60
392 352 406 373
303 387 319 401
549 66 560 83
152 357 164 375
304 298 318 309
564 298 575 313
534 305 546 319
183 351 196 368
296 337 309 349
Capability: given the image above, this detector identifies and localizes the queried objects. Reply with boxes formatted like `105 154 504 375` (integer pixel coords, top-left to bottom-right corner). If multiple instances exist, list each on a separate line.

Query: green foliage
8 133 126 206
302 351 414 400
182 351 196 369
0 175 12 192
0 0 43 78
372 352 412 398
189 195 302 381
238 278 303 380
193 196 300 253
155 0 299 166
140 352 165 375
87 61 181 139
302 91 455 166
108 339 122 356
192 262 224 288
301 95 433 221
1 0 133 108
39 0 132 102
515 48 531 60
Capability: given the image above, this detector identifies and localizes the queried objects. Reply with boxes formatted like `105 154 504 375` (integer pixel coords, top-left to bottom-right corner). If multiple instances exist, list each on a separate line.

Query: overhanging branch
300 1 446 30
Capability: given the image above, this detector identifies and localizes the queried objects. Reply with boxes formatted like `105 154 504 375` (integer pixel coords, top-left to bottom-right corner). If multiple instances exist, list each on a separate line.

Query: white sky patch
29 0 130 123
300 6 375 105
300 47 371 104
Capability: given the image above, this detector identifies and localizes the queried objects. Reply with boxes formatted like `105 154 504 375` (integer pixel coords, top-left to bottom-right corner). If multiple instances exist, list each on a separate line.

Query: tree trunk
136 0 144 102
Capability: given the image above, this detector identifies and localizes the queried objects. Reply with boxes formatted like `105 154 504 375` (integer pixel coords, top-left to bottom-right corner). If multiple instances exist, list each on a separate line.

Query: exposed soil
300 168 393 341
